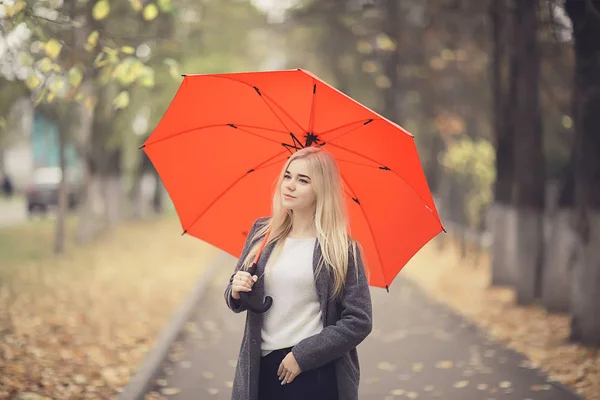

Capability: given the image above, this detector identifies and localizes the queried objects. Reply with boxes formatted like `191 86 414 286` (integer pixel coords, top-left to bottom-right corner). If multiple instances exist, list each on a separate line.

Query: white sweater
261 237 323 356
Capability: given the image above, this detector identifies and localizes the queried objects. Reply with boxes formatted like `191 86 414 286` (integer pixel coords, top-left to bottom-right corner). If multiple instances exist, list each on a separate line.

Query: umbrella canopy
142 69 444 291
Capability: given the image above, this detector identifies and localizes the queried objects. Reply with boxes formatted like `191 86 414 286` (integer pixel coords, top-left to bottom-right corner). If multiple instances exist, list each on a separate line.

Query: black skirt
258 347 339 400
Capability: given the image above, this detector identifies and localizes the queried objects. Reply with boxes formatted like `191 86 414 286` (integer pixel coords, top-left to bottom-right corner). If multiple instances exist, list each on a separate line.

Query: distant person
1 174 13 198
224 147 373 400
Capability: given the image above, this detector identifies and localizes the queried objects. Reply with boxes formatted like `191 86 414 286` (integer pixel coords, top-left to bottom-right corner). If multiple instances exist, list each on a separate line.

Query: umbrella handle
239 261 273 313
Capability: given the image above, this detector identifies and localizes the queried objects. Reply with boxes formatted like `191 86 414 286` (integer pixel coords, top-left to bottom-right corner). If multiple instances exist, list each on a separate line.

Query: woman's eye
299 179 308 184
284 175 291 180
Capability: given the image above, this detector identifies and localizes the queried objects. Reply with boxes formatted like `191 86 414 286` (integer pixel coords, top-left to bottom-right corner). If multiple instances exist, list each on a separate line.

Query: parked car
25 167 83 216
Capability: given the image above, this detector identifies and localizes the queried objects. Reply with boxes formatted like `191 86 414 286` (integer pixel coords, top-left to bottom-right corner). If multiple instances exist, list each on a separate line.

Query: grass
0 216 221 399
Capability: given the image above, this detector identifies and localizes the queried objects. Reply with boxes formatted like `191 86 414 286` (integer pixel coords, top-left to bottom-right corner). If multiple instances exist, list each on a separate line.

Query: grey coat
224 217 373 400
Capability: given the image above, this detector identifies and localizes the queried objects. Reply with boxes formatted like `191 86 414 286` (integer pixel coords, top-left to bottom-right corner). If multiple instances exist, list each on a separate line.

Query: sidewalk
144 266 581 399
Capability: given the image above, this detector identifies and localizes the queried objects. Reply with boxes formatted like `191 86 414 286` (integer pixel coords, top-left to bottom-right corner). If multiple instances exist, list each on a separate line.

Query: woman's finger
282 371 293 385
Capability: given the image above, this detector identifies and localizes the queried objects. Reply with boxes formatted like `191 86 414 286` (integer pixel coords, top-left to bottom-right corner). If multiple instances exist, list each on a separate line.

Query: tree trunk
103 148 122 228
490 0 517 287
542 151 576 312
381 0 401 124
511 0 545 306
74 84 118 243
565 0 600 347
53 120 68 254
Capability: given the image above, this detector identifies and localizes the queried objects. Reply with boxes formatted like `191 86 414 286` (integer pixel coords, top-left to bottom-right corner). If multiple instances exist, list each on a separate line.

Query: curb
118 251 230 400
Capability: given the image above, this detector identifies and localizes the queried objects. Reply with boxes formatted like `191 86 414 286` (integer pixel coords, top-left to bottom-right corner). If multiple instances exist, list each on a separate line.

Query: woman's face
281 158 317 212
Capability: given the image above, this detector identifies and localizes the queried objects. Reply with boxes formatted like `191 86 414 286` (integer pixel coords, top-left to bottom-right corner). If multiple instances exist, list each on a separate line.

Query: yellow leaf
143 4 159 21
129 0 143 11
68 67 83 88
160 387 181 395
453 380 469 388
138 66 155 87
39 57 53 73
121 46 135 54
44 39 62 59
163 58 179 79
376 33 397 52
113 91 130 110
25 74 42 90
92 0 110 20
87 31 99 49
435 360 454 369
377 361 396 371
356 40 372 54
412 362 424 372
562 115 573 129
47 91 55 103
157 0 172 12
499 381 512 389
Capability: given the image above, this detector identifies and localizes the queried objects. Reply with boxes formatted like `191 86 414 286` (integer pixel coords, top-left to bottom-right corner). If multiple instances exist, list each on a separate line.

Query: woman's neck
289 209 317 238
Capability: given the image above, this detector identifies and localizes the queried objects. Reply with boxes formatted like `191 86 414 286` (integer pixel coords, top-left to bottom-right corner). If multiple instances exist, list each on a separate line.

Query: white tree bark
541 209 575 312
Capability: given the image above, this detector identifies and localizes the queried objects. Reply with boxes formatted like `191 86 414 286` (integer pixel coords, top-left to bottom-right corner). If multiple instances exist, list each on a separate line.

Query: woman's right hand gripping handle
230 271 258 300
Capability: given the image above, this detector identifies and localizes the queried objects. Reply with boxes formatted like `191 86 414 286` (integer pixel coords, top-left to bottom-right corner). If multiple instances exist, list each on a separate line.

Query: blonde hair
242 147 360 298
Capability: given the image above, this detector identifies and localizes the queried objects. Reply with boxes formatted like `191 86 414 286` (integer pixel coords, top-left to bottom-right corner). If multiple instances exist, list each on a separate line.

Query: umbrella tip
181 230 187 236
385 285 389 293
138 144 145 149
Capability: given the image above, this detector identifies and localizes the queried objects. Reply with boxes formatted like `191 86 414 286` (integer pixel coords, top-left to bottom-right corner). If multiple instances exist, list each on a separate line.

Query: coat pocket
338 353 359 384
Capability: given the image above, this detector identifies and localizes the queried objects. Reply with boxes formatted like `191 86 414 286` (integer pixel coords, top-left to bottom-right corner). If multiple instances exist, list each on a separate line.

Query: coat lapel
313 241 330 324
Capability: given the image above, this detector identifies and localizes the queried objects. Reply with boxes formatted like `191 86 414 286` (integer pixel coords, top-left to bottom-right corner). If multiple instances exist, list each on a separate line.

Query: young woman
224 146 373 400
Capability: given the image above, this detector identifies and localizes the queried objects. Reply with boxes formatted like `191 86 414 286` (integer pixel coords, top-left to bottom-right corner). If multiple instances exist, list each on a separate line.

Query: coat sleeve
224 217 266 313
291 245 373 371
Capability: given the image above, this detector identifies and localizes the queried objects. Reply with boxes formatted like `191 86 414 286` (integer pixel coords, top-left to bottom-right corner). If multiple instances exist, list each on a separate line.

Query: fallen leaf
435 360 453 369
406 391 419 399
453 380 469 388
412 362 424 372
530 384 552 391
160 387 180 395
390 389 404 395
498 381 512 389
378 361 397 371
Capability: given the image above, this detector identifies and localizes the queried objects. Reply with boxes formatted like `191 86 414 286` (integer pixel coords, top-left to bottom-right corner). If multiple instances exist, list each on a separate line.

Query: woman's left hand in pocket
278 352 301 385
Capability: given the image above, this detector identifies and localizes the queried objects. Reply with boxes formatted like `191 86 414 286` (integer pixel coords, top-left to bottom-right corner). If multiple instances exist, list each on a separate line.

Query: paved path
146 267 580 400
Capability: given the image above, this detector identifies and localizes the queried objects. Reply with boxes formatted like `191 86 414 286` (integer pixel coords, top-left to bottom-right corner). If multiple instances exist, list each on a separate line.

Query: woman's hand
278 352 301 385
231 271 258 300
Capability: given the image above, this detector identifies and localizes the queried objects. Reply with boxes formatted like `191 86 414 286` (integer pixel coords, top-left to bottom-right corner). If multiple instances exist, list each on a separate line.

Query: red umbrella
142 69 444 306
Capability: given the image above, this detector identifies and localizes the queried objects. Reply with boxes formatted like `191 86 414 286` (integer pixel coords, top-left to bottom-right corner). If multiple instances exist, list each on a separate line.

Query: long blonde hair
242 147 359 298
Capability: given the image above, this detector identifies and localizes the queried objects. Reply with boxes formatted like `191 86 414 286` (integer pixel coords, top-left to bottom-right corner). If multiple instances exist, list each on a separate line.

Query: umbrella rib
338 172 389 288
142 124 287 149
308 79 317 133
198 74 307 135
318 118 378 140
182 149 289 235
261 92 307 134
329 143 445 231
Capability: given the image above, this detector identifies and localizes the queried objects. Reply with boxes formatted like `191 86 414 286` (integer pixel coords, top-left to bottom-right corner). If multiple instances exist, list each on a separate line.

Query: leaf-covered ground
402 238 600 400
0 217 220 399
